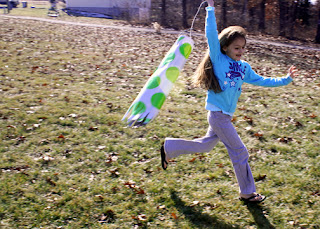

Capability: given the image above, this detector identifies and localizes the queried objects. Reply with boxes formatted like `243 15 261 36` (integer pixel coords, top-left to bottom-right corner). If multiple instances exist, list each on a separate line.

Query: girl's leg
207 111 256 195
164 112 219 159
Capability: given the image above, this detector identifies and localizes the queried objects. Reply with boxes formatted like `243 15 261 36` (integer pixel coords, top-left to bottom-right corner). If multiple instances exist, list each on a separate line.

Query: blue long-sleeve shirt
205 7 293 115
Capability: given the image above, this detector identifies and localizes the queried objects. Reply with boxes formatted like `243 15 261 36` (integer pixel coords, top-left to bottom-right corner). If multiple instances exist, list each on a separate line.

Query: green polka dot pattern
130 101 146 115
122 35 194 126
177 36 185 42
180 43 192 59
151 93 166 109
162 52 175 66
147 76 161 89
166 67 180 83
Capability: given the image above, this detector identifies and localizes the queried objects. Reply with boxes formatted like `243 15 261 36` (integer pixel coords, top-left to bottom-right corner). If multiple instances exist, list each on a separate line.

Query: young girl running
160 0 298 202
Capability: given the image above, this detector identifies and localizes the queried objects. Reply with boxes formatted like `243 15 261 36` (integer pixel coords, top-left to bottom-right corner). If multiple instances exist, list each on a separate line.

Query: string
189 1 207 38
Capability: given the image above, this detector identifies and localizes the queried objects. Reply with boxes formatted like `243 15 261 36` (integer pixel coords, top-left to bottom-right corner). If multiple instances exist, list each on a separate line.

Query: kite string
189 1 207 38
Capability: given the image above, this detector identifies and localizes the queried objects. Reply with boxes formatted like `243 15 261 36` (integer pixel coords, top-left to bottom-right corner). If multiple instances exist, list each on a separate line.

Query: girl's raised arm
205 0 221 62
206 0 214 7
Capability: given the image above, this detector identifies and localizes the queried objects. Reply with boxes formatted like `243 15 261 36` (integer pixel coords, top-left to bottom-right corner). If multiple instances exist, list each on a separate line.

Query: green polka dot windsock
122 35 194 126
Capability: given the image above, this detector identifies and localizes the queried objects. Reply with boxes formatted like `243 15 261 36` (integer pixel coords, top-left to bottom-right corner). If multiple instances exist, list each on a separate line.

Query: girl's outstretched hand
288 65 299 78
206 0 214 7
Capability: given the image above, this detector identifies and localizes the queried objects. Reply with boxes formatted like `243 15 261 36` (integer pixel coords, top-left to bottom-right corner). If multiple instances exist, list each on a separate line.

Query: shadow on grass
244 202 275 229
170 191 240 229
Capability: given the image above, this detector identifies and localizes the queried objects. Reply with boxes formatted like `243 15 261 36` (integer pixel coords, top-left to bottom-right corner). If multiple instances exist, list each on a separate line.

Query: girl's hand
288 65 298 78
206 0 214 7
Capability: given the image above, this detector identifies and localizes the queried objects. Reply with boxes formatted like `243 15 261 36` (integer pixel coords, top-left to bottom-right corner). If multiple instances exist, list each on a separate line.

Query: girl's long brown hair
193 26 247 93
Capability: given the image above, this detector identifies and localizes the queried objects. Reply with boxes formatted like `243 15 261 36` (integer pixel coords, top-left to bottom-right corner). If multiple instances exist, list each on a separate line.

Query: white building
65 0 151 21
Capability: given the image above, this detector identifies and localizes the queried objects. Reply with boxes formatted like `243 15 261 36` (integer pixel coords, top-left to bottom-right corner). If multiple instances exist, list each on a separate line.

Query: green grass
0 11 320 229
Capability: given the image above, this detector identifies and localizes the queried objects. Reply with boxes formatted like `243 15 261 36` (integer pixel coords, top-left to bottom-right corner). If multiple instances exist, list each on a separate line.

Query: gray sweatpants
164 111 256 194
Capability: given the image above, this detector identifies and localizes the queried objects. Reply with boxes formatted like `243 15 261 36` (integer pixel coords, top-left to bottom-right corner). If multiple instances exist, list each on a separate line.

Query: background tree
151 0 319 42
182 0 188 28
289 1 298 39
297 0 311 26
220 0 227 31
259 0 266 32
278 0 287 37
316 6 320 43
161 0 167 27
242 0 249 27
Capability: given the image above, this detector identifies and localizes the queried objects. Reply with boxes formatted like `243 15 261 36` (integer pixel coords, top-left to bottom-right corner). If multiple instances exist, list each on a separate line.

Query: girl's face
223 37 246 61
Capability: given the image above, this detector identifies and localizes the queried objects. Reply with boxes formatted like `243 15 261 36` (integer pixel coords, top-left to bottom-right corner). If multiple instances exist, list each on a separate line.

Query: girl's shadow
171 190 275 228
170 191 240 228
244 202 275 229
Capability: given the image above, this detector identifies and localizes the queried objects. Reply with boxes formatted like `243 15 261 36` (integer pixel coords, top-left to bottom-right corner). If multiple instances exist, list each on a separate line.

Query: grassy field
0 5 320 229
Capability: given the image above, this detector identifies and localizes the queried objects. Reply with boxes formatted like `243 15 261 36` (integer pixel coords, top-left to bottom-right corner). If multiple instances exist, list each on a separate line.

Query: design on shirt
225 62 246 88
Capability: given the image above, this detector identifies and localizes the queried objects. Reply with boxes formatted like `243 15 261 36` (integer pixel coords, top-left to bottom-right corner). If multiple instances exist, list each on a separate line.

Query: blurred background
150 0 320 42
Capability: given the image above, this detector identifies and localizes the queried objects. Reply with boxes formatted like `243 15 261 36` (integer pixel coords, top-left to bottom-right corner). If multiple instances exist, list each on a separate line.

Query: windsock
122 35 194 126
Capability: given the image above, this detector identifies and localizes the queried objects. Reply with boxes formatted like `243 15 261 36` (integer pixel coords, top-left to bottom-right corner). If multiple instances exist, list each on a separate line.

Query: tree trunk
161 0 167 27
289 1 298 40
316 8 320 43
220 0 227 31
259 0 266 32
242 0 249 28
298 0 310 26
278 0 286 37
182 0 188 28
249 6 255 31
